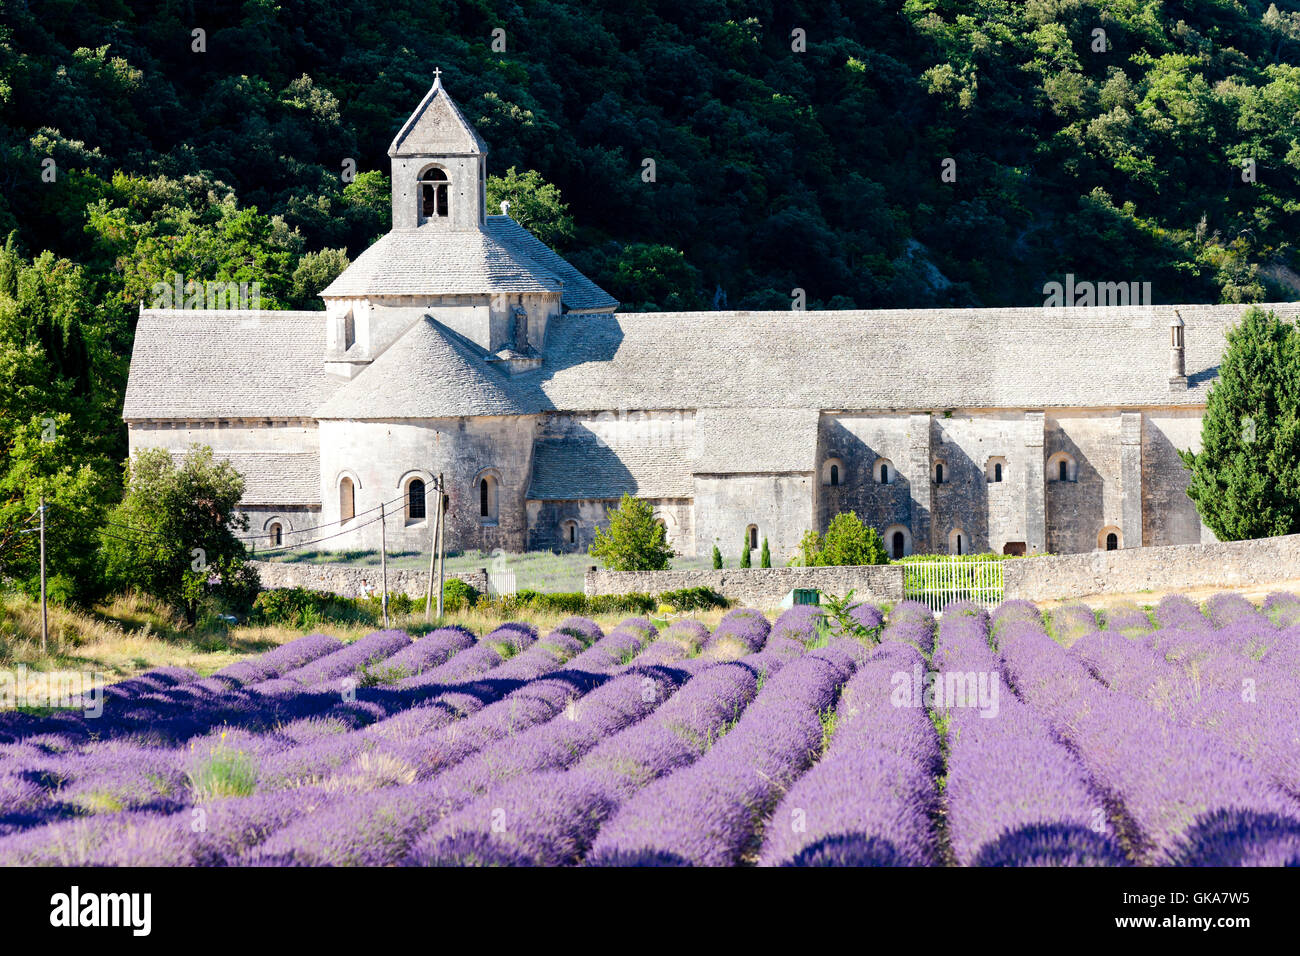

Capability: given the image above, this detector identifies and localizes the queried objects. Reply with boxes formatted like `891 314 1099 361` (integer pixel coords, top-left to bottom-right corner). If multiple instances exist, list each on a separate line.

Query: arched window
948 528 965 555
419 167 449 223
884 524 911 560
821 457 844 487
1098 526 1122 551
340 477 355 523
934 462 944 485
478 473 499 523
986 457 1007 484
268 522 283 548
875 458 894 484
1106 532 1118 551
1048 452 1077 483
994 463 1003 483
406 478 426 524
562 520 578 547
747 524 758 550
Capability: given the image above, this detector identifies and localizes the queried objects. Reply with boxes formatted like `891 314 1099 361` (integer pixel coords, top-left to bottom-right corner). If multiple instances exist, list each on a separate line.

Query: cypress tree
740 533 751 568
1180 308 1300 540
760 537 771 568
711 544 722 569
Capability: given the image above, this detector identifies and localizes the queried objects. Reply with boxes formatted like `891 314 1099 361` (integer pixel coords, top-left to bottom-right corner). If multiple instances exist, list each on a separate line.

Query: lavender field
2 594 1299 866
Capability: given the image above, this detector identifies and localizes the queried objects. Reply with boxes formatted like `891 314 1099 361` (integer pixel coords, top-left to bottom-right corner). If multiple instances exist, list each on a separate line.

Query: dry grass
0 590 741 691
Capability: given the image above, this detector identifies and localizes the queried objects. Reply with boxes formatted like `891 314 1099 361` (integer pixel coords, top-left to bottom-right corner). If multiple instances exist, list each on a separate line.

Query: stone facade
584 565 905 610
251 561 488 600
1002 533 1300 602
121 78 1296 573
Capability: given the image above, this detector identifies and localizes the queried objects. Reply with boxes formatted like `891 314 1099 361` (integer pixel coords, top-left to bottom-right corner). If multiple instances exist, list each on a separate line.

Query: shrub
712 545 723 570
796 512 887 566
740 532 752 568
760 538 771 568
441 578 480 612
589 495 673 571
658 587 729 612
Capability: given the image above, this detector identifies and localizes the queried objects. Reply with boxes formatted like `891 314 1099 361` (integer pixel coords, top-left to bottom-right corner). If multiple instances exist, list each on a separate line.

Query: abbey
123 78 1297 562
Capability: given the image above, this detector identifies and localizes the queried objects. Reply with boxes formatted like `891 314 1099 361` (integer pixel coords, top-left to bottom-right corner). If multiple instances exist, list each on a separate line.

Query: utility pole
436 479 447 619
38 495 47 655
379 501 389 628
424 474 443 621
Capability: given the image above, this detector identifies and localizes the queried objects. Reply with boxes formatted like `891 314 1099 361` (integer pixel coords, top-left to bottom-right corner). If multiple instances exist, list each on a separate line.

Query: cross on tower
433 67 443 81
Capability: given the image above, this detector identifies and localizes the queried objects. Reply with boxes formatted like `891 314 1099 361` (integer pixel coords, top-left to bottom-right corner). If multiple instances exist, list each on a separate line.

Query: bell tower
388 70 487 231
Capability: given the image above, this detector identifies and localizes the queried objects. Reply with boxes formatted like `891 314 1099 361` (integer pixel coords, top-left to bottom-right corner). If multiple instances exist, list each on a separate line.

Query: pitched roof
123 310 341 420
315 315 531 419
485 216 619 312
388 76 487 156
527 438 694 500
523 303 1300 411
212 452 320 506
320 228 563 298
693 408 819 473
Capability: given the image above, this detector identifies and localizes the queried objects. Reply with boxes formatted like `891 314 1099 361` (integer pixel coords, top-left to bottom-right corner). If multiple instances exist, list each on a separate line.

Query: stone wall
251 560 488 600
1004 534 1300 602
584 564 904 609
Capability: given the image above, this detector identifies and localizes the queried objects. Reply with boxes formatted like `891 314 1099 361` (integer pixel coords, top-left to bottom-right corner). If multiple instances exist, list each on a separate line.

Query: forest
1 0 1299 600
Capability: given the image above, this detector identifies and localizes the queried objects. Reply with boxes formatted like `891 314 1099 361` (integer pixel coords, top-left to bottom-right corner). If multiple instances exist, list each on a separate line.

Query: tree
486 167 575 249
101 445 260 623
796 512 888 566
1180 308 1300 540
589 494 672 572
0 415 113 605
760 537 772 568
740 532 751 568
712 544 722 569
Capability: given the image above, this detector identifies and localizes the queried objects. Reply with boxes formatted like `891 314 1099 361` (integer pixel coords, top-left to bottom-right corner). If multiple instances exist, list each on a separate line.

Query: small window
821 457 844 487
994 463 1003 483
407 478 426 523
956 534 963 555
747 524 758 550
891 531 905 561
875 458 894 484
1048 452 1077 483
934 463 944 485
268 522 283 548
1106 532 1118 551
986 456 1007 484
949 528 965 555
479 473 499 523
567 522 576 544
340 477 355 522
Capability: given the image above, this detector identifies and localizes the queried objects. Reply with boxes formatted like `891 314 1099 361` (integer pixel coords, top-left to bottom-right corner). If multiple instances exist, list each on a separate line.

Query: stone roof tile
315 315 530 419
123 310 341 420
527 438 694 500
484 216 618 312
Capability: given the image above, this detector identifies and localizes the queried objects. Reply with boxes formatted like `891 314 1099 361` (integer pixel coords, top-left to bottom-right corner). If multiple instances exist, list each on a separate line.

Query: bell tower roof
388 71 488 158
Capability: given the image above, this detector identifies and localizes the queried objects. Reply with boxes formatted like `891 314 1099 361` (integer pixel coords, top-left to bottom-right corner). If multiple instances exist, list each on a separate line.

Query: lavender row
936 605 1127 866
586 644 857 866
759 640 939 866
997 621 1300 864
406 644 802 866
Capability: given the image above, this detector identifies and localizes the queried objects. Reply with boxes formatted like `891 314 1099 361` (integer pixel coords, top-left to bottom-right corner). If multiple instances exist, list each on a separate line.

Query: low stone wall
250 561 489 600
1004 534 1300 602
583 565 904 609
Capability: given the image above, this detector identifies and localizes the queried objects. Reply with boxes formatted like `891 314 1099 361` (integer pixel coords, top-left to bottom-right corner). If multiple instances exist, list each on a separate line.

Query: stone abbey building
123 78 1296 562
